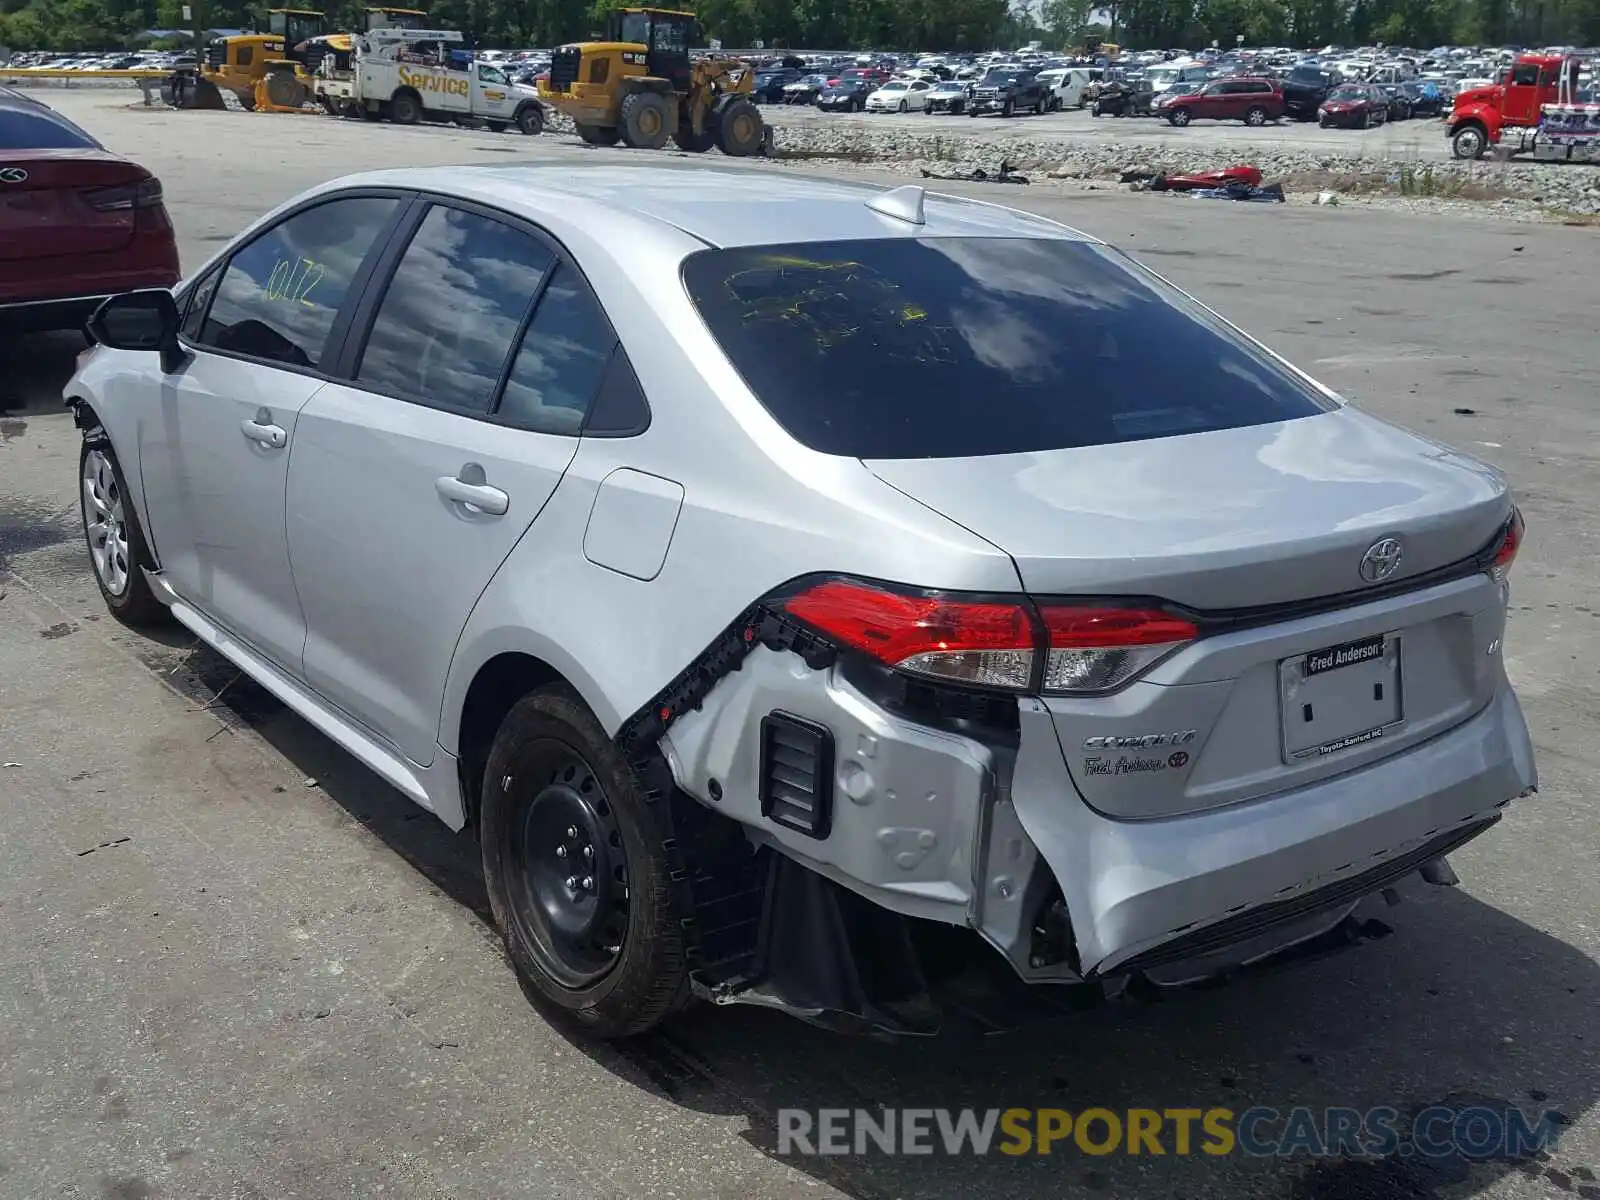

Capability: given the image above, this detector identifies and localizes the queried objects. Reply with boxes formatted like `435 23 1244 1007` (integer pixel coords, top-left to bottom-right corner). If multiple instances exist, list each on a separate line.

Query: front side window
357 205 554 412
479 64 508 85
197 195 398 368
1511 63 1539 86
681 238 1335 460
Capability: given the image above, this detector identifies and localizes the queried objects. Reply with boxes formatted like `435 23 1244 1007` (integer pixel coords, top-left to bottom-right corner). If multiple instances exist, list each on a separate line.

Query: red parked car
0 89 179 333
1157 77 1285 126
1319 83 1391 129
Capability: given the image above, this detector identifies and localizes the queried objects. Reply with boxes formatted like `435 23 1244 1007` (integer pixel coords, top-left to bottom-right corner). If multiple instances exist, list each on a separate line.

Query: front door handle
241 407 287 449
435 467 509 516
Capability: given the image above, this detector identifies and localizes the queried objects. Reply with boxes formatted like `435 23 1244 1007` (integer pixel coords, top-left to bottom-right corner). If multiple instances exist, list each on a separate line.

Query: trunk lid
0 150 148 263
866 406 1514 820
863 406 1507 611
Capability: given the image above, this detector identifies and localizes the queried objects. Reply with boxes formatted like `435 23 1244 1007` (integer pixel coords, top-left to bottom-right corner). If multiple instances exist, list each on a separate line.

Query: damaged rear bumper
658 643 1535 1026
1002 686 1534 981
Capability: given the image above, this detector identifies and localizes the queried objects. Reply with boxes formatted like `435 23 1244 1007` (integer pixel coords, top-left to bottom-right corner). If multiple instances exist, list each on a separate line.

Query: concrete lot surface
0 95 1597 1200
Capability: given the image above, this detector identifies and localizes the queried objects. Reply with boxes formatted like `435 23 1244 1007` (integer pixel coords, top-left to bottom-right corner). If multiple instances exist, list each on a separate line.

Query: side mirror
86 289 189 374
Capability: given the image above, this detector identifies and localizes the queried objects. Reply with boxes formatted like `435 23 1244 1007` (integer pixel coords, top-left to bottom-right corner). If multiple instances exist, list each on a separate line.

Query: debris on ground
1190 181 1287 203
1316 191 1341 206
1127 164 1265 193
920 160 1029 185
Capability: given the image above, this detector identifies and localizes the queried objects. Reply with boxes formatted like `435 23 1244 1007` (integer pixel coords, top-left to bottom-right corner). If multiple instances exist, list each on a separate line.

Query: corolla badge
1359 537 1404 583
0 167 28 184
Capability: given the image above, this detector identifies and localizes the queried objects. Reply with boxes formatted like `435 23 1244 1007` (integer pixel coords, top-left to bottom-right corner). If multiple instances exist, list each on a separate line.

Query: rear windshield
0 105 99 149
680 238 1334 459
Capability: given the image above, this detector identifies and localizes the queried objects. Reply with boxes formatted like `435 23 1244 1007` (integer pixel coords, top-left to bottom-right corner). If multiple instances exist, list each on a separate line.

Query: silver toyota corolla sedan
66 165 1537 1038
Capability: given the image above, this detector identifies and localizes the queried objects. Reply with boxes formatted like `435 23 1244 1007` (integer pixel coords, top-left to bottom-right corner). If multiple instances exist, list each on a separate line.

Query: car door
285 200 616 766
909 79 931 109
137 192 407 672
475 62 515 119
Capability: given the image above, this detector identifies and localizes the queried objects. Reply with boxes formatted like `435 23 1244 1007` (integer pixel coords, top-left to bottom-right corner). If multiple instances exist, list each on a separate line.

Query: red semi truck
1447 51 1599 162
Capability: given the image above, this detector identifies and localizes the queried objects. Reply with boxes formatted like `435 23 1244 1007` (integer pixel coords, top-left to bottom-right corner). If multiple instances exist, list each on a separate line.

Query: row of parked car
1138 74 1450 127
756 63 1102 117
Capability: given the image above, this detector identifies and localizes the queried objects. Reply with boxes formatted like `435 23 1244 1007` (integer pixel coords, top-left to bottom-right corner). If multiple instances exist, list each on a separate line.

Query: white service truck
314 27 545 134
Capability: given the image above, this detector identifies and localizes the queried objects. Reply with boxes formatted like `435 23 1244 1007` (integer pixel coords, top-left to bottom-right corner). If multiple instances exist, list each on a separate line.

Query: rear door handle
435 470 509 516
241 407 287 449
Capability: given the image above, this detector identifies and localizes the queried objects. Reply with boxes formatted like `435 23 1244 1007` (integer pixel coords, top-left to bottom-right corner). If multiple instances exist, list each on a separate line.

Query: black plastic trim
759 712 835 839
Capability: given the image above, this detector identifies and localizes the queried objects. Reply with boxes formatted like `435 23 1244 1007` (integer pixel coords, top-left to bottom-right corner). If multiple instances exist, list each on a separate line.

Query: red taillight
783 580 1037 690
1490 508 1524 584
782 580 1197 694
83 176 163 212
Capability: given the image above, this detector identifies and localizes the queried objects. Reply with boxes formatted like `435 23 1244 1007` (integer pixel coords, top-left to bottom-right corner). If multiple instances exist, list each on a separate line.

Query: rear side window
0 105 99 149
681 238 1335 460
199 196 398 368
357 205 554 412
498 262 615 434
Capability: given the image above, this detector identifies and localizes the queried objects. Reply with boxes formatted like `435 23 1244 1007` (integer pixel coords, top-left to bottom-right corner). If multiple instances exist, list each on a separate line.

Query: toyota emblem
1359 537 1404 584
0 167 28 184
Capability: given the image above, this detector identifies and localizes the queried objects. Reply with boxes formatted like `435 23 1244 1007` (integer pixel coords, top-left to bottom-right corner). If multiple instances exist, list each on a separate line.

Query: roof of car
330 163 1098 250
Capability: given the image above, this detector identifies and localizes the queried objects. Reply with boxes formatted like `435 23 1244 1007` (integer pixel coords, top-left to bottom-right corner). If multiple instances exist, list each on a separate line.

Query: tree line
3 0 1595 57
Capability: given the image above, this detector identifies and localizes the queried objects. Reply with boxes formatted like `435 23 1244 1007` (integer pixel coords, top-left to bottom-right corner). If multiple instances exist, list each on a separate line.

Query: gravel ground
532 101 1600 220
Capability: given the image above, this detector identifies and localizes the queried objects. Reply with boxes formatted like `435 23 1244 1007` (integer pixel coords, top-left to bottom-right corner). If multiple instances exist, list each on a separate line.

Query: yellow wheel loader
194 8 324 111
538 7 769 155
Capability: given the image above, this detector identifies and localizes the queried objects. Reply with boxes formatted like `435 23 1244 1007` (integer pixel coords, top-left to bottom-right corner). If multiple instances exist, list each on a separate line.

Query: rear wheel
575 122 621 145
390 89 422 125
1244 105 1268 126
480 687 688 1038
618 91 671 149
713 96 763 156
79 439 165 626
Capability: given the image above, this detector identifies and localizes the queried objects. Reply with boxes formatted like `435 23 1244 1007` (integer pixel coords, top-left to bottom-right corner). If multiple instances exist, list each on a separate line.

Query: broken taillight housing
781 579 1197 695
1490 508 1524 585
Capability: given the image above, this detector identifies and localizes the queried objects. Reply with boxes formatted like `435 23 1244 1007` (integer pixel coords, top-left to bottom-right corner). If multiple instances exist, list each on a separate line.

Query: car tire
1170 107 1191 126
79 437 165 627
1091 101 1102 116
390 89 421 125
480 686 689 1039
1450 122 1487 159
1245 105 1268 126
486 119 507 132
1319 116 1330 128
515 103 544 136
1002 98 1013 117
897 99 906 112
1360 109 1371 129
618 90 671 149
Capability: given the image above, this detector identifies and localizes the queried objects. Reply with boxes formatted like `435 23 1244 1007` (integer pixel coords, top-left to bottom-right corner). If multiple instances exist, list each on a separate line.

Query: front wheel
1001 98 1013 118
898 99 906 112
480 687 688 1038
80 438 165 626
1450 123 1487 159
1169 108 1191 127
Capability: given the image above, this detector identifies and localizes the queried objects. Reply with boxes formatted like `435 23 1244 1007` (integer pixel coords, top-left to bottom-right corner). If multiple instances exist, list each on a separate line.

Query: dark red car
0 89 179 333
1157 77 1285 127
1319 84 1390 129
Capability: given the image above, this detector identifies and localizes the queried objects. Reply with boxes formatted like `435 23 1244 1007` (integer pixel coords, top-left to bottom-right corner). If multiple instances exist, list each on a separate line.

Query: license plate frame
1278 633 1404 763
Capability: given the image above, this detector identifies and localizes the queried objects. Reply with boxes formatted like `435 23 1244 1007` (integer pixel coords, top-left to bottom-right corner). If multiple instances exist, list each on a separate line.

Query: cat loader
194 8 324 111
538 7 768 155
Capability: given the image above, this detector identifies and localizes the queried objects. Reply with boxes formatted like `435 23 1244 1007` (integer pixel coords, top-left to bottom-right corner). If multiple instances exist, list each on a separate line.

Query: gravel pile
761 119 1600 217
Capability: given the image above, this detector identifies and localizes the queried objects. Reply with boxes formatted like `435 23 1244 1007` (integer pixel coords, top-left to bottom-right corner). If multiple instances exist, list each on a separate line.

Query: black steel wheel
507 752 629 988
481 686 688 1037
